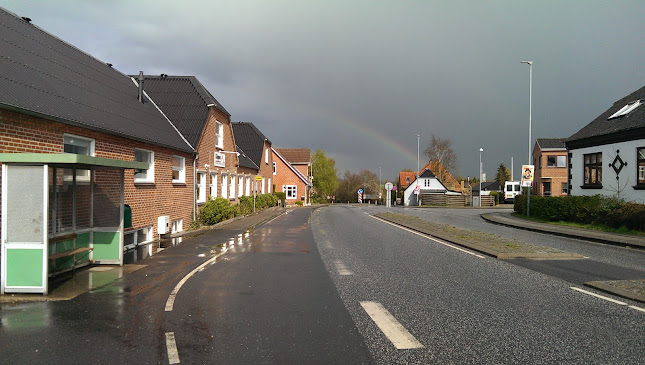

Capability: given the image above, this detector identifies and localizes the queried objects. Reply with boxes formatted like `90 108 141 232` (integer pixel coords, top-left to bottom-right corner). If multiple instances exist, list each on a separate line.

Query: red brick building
0 8 196 272
272 148 312 205
532 138 568 196
232 122 274 195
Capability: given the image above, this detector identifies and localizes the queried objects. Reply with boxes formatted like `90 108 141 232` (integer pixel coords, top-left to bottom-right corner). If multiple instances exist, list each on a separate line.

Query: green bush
274 192 286 206
199 197 237 225
238 196 254 215
295 200 303 206
514 194 645 232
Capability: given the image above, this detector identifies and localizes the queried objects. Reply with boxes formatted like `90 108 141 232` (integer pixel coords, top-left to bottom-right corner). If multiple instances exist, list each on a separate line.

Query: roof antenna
22 17 32 23
138 71 144 103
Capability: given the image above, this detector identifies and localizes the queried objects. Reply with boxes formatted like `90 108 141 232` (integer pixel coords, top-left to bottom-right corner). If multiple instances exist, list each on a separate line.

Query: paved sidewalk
481 212 645 249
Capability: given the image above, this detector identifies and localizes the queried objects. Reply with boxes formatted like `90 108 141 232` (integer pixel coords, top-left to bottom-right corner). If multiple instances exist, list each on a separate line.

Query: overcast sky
3 1 644 181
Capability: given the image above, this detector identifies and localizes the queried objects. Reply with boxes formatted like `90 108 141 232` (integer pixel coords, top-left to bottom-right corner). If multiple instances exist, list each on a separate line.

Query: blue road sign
358 189 363 194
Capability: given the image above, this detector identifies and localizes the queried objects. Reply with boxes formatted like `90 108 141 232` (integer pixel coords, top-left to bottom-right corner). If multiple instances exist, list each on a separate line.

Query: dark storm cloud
3 0 644 181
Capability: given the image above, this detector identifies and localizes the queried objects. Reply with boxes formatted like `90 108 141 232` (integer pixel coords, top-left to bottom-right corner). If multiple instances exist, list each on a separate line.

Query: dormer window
608 100 641 119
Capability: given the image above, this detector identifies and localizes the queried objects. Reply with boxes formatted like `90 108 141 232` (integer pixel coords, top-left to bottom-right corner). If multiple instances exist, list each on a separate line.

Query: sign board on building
521 165 534 187
255 176 263 181
213 152 225 168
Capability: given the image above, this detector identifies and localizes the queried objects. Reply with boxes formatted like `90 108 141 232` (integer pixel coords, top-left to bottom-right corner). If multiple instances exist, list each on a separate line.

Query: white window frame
172 155 185 184
171 219 183 234
238 175 244 197
267 177 272 194
273 161 277 175
229 174 236 199
63 134 95 182
284 185 297 199
221 173 228 199
265 148 269 164
245 175 251 196
261 177 265 194
210 173 218 198
196 172 206 203
134 148 155 184
215 121 223 149
608 100 641 119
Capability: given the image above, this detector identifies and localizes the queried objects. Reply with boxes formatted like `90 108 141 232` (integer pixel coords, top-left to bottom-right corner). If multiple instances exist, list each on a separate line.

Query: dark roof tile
232 122 271 167
0 7 193 152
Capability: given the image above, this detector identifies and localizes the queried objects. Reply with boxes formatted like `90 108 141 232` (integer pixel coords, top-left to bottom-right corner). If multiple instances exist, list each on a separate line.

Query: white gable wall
402 176 448 206
570 139 645 203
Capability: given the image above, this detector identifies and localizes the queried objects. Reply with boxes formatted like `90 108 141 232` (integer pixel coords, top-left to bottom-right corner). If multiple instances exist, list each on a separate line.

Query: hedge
198 194 281 226
514 194 645 232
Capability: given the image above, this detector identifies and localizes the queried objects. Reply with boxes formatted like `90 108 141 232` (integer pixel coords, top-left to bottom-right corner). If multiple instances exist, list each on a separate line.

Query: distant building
533 138 568 197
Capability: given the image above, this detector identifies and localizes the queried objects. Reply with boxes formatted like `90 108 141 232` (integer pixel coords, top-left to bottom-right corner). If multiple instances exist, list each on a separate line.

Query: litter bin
124 204 132 228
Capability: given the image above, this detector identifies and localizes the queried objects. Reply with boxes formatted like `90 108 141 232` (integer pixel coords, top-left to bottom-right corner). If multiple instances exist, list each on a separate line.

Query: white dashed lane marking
165 332 180 364
333 260 354 275
360 301 424 350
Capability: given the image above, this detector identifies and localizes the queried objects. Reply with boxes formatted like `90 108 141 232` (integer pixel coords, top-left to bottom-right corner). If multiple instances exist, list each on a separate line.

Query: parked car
504 181 521 203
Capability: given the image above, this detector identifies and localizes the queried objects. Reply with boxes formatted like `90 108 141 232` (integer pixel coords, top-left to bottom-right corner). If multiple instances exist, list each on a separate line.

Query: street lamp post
416 134 420 206
479 148 483 208
521 60 533 216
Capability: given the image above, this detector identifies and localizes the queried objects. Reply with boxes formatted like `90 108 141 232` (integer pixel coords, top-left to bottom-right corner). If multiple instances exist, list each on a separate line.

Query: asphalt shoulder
481 212 645 249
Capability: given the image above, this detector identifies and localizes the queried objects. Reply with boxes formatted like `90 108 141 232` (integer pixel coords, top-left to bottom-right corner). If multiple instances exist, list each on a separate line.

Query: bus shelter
1 153 146 295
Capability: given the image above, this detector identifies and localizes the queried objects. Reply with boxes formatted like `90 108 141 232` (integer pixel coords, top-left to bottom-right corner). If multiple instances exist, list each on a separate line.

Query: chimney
138 71 144 103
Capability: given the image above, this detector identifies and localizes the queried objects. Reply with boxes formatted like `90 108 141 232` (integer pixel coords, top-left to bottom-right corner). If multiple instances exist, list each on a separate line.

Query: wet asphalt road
312 205 645 363
1 205 644 364
0 207 373 364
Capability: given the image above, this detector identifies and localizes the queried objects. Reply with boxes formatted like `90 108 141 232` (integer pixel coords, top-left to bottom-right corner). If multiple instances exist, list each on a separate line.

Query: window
238 175 244 197
515 184 521 192
229 174 236 199
64 134 95 155
583 152 602 187
63 134 95 182
261 177 265 194
608 100 641 119
215 121 223 149
172 155 185 183
245 175 251 196
221 173 228 198
171 219 183 234
424 179 431 187
547 156 556 167
134 149 154 183
638 147 645 185
210 173 218 198
284 185 297 199
196 172 206 203
561 182 568 195
265 148 269 164
557 155 566 168
267 178 272 194
406 176 410 183
273 162 277 175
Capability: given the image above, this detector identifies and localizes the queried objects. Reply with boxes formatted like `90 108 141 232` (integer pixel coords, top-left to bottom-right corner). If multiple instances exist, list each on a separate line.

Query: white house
403 169 460 206
566 85 645 203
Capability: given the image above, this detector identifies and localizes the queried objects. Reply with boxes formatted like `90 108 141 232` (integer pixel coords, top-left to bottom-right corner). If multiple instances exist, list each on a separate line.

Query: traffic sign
256 176 263 181
385 182 393 191
358 189 363 194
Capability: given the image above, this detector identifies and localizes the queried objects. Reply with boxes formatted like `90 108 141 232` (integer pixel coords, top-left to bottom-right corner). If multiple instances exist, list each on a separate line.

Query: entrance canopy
1 153 146 295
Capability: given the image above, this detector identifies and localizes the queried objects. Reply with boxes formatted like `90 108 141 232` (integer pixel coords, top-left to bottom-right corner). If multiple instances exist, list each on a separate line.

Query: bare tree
424 133 457 173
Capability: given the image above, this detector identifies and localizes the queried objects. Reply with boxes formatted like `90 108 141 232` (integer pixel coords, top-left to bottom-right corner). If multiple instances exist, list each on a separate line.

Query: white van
504 181 521 203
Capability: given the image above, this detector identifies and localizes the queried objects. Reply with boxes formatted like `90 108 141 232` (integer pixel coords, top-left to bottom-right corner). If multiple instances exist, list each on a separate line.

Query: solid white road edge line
629 305 645 313
261 211 288 226
333 260 354 275
360 301 424 350
570 287 627 306
165 332 180 364
165 251 226 312
371 215 486 258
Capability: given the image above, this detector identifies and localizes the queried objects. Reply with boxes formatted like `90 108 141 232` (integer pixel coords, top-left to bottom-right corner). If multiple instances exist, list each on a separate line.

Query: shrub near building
198 193 280 226
514 194 645 232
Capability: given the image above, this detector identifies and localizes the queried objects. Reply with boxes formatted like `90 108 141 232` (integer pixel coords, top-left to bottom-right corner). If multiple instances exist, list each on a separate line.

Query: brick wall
533 148 568 197
272 149 308 204
0 108 195 241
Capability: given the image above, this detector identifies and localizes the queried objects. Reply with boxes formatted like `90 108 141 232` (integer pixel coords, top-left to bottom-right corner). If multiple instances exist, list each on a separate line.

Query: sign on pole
521 165 534 187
